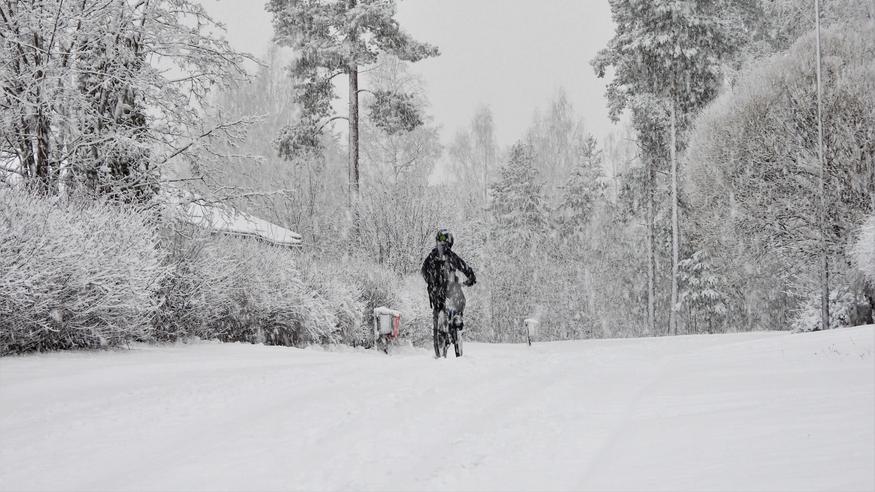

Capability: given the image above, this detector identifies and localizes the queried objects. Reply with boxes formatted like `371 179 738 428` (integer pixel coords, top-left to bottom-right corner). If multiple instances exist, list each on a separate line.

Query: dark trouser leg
432 308 441 358
451 310 463 357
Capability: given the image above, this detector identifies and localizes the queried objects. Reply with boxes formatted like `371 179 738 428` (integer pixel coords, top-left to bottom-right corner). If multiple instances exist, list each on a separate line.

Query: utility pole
815 0 829 331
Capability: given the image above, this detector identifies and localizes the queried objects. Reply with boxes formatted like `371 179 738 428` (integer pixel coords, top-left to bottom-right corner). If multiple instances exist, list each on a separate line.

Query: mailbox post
373 306 401 353
524 318 539 346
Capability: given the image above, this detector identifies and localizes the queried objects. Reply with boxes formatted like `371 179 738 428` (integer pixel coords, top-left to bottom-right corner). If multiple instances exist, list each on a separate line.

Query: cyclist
420 228 476 357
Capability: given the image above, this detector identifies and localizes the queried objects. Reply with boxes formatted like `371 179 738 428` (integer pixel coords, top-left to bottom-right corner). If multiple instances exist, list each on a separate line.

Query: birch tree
447 105 497 213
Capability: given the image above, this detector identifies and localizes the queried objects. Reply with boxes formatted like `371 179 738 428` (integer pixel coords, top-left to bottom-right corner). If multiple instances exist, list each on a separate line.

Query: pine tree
267 0 439 199
592 0 745 334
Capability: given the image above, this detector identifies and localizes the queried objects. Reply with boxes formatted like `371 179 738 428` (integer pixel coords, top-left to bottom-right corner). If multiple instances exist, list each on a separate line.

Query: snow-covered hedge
0 190 163 354
1 190 437 354
155 229 342 346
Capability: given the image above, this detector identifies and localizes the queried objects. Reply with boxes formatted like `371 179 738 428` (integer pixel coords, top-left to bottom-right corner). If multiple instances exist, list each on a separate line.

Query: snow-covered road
1 326 873 492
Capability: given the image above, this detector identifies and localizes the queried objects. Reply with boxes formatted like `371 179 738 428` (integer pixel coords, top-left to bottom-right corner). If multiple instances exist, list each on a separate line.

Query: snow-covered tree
592 0 747 335
0 0 251 200
526 89 591 204
360 56 442 187
267 0 439 198
557 134 607 241
490 143 547 239
685 22 875 331
482 143 548 339
193 46 348 249
447 105 498 212
677 250 728 334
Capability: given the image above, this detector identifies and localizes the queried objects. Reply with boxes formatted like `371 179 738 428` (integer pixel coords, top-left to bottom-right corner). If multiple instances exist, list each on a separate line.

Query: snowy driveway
1 326 873 492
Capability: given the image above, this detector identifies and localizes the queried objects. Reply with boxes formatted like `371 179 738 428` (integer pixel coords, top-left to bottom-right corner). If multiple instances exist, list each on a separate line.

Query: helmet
435 228 454 249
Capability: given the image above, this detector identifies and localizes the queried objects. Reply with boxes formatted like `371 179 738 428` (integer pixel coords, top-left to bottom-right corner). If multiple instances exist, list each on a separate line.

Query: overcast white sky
200 0 616 149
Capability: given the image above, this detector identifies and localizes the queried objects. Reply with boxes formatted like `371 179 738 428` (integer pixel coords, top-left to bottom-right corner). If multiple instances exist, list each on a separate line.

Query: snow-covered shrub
791 287 872 332
853 214 875 284
153 223 230 341
301 264 364 345
0 190 163 354
395 274 433 347
300 257 401 347
298 256 445 348
155 229 341 346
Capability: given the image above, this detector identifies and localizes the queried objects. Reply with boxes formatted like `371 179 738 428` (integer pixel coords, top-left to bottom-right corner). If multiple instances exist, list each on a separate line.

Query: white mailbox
373 306 402 337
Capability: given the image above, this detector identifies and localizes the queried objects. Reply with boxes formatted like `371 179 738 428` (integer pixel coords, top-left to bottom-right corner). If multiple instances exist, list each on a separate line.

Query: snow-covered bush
0 190 163 354
791 287 872 332
301 263 364 345
298 256 442 348
853 214 875 284
155 230 342 346
395 274 433 347
300 257 402 347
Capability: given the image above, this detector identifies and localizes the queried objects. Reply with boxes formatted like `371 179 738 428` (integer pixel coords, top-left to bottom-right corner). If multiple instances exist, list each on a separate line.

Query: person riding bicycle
421 228 476 357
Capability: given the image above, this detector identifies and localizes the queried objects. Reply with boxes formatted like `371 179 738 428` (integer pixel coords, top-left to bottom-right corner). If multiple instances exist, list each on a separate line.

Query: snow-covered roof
178 200 302 248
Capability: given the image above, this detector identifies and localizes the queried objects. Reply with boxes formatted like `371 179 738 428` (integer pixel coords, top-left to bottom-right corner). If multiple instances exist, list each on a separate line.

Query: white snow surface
181 201 302 247
1 326 873 492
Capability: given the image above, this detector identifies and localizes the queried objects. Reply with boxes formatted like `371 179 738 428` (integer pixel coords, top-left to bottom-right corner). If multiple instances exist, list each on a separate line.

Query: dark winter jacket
421 246 476 311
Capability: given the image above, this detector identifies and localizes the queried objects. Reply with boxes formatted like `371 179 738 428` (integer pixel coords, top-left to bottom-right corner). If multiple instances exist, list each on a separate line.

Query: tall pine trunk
670 96 679 336
348 65 359 198
347 0 360 201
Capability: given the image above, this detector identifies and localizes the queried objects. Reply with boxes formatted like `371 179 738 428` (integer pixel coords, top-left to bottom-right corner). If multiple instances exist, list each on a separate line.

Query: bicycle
434 289 466 358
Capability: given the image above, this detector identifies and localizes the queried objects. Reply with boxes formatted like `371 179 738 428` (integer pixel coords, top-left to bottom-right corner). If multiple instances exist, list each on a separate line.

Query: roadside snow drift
1 326 873 492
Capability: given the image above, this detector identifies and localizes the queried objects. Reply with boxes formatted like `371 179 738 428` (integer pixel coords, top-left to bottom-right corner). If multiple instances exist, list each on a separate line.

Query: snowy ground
1 326 873 492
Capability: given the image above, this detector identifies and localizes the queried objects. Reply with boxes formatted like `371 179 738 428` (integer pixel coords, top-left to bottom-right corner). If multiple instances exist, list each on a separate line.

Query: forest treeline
1 0 873 354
